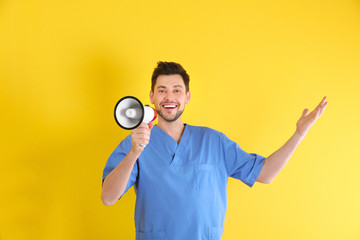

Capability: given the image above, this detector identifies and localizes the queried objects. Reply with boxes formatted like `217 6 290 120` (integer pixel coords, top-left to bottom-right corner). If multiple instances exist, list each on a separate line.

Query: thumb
148 121 155 130
302 109 309 118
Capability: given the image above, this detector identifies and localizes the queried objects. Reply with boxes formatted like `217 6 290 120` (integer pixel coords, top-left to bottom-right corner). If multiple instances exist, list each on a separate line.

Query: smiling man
151 73 190 122
101 61 328 240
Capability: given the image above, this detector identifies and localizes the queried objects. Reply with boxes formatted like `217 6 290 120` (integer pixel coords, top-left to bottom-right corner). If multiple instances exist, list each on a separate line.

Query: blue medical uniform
103 124 265 240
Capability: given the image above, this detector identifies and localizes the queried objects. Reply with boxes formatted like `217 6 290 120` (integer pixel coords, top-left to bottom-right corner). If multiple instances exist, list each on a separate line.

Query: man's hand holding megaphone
114 96 157 154
130 122 154 154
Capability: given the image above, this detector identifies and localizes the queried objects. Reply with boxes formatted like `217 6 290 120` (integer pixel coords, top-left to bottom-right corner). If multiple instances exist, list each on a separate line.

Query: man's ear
186 91 191 104
150 91 154 104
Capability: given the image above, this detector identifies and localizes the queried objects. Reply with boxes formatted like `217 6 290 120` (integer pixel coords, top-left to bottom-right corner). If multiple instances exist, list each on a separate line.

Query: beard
155 107 184 122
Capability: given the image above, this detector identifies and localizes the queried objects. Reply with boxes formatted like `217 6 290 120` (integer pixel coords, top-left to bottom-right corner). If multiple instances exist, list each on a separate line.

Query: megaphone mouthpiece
125 108 142 119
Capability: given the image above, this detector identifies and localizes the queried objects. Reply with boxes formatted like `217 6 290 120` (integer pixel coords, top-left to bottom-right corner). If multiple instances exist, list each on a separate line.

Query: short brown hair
151 61 190 92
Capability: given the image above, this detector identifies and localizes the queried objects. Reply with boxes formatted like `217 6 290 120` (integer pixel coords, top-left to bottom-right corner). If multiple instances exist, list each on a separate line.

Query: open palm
296 97 328 138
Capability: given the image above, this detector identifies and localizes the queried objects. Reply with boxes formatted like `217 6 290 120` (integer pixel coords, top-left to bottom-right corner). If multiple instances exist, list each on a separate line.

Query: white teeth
163 105 176 108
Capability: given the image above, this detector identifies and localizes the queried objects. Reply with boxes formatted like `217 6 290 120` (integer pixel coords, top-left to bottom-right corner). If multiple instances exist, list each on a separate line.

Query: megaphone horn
114 96 157 130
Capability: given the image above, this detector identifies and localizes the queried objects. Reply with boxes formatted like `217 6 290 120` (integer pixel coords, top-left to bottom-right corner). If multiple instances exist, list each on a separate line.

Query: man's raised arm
257 97 328 184
101 122 153 206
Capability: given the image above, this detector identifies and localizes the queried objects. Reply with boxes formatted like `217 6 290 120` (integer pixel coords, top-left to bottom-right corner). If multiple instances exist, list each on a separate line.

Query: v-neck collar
152 124 191 166
153 124 188 145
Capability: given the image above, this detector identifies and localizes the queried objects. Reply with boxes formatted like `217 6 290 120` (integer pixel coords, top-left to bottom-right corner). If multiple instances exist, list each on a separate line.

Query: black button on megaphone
114 96 157 130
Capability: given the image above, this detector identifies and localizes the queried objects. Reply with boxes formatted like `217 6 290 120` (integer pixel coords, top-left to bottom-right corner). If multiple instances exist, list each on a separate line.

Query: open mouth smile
161 103 178 111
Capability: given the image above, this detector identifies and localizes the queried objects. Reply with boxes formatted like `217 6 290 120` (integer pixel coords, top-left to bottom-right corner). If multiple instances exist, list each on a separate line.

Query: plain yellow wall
1 0 359 239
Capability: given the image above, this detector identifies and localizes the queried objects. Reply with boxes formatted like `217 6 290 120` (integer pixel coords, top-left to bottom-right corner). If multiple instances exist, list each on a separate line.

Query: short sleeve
102 135 138 198
220 133 265 187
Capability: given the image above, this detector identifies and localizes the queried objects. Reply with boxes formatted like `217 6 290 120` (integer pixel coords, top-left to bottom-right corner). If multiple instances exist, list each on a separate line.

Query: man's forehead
155 74 185 88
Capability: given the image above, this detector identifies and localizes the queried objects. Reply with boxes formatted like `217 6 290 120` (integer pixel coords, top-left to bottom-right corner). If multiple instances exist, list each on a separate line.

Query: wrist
129 148 142 158
294 129 306 142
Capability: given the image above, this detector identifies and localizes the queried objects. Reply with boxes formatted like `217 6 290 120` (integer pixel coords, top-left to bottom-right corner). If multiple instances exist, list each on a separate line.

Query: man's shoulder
114 134 132 151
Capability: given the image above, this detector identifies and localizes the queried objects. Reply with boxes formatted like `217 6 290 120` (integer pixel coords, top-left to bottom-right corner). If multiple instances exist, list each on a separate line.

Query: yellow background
1 0 360 239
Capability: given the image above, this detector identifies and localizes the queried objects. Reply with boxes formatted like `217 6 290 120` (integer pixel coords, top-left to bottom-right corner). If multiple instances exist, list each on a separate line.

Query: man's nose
164 92 175 101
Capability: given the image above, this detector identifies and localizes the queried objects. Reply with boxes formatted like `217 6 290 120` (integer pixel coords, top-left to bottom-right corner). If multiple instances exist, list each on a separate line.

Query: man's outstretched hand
296 96 328 138
257 96 328 184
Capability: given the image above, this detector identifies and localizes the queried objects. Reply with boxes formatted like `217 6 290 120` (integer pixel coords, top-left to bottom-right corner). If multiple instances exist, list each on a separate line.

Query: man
101 61 328 240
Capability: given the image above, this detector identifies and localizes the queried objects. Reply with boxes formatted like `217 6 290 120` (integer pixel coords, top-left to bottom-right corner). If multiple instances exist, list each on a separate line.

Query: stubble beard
155 107 184 122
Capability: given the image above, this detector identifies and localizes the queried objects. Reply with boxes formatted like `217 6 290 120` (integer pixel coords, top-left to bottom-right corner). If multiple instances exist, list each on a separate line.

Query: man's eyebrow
157 85 184 89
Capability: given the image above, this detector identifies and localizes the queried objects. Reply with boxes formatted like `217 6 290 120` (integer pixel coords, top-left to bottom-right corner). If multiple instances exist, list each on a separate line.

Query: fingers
320 96 327 105
308 96 327 118
317 96 327 109
136 122 151 130
132 129 151 143
320 101 328 115
130 122 153 153
301 96 328 121
302 109 309 118
317 96 328 117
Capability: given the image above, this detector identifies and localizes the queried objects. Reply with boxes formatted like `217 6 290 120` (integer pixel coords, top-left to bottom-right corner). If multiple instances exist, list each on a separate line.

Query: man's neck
157 118 185 144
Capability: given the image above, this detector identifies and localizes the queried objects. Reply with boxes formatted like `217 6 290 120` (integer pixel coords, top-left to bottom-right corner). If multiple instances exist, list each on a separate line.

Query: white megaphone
114 96 157 130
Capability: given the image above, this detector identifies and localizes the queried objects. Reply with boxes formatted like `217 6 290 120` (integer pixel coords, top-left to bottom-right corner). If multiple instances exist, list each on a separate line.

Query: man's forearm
101 150 140 206
257 131 305 183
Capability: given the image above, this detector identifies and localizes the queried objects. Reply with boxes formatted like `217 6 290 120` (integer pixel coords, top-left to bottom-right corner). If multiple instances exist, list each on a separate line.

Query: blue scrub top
103 124 265 240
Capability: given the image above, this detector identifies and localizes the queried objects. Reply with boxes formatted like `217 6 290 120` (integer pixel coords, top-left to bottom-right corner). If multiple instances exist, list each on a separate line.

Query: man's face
150 74 191 122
